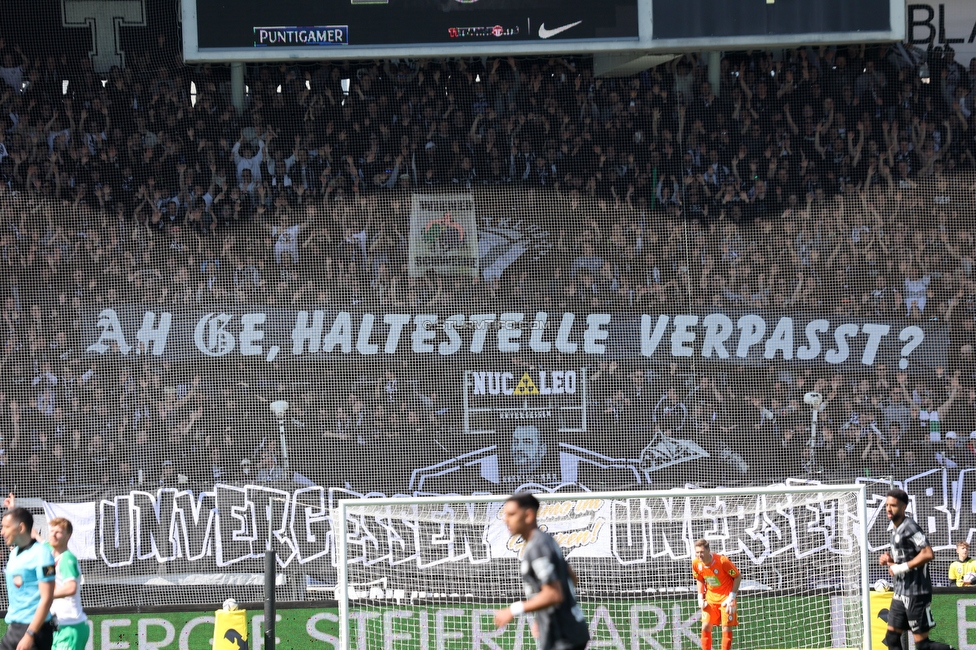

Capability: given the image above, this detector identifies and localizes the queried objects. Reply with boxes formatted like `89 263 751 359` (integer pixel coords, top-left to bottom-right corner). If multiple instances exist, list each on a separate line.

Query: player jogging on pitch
46 518 88 650
879 488 955 650
493 493 590 650
692 538 741 650
2 495 87 650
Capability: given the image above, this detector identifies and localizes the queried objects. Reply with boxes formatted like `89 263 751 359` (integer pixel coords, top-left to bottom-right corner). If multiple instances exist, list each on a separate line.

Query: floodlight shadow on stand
270 400 290 474
265 400 289 650
804 392 825 474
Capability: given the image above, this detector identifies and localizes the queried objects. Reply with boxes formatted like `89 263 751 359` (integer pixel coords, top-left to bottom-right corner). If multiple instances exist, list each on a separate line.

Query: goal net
335 484 870 650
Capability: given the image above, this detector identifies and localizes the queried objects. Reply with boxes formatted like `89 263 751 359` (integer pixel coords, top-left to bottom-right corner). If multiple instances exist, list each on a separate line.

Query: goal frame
335 484 871 650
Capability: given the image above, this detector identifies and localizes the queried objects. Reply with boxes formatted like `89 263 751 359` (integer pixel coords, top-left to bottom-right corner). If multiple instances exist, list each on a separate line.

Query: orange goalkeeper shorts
702 601 738 627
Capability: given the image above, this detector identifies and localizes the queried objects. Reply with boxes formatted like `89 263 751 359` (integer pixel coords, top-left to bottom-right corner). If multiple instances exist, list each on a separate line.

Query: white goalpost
334 484 870 650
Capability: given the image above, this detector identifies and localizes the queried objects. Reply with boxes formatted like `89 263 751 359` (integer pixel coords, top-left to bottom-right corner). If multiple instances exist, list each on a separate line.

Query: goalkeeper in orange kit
692 539 742 650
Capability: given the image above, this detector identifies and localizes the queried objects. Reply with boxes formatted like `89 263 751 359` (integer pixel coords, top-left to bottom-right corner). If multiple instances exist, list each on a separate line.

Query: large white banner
39 485 858 571
84 307 949 371
32 467 973 576
906 0 976 64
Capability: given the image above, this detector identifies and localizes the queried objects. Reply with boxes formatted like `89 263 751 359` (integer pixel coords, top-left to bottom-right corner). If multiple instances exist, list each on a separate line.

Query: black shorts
0 621 54 650
888 593 936 634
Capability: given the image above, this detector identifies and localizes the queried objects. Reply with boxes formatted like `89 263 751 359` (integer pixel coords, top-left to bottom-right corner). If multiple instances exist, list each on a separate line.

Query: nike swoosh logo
538 21 582 39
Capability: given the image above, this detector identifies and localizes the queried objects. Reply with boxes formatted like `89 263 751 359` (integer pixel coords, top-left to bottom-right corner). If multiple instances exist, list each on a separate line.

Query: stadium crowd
1 37 976 497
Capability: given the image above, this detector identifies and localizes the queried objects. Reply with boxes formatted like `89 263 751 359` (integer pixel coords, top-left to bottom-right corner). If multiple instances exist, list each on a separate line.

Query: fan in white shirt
231 135 265 185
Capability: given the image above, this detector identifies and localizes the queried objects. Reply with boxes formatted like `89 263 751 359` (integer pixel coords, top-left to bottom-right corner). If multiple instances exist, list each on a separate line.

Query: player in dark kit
494 493 590 650
878 488 955 650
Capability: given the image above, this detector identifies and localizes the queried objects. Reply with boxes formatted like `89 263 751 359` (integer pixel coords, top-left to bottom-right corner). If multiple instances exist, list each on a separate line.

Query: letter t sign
61 0 146 75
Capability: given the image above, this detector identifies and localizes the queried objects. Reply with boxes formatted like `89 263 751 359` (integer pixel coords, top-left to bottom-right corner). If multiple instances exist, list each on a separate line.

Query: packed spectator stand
1 33 976 500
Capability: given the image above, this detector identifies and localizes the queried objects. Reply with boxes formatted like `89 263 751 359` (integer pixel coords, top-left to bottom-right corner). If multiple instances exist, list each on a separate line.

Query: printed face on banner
511 425 546 473
464 368 577 486
504 421 562 486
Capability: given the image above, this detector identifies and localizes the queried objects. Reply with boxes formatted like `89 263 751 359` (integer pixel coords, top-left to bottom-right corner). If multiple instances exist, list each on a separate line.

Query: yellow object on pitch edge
214 607 248 650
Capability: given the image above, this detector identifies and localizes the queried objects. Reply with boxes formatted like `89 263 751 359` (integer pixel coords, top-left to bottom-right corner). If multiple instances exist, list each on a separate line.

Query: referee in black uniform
494 493 590 650
878 488 955 650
